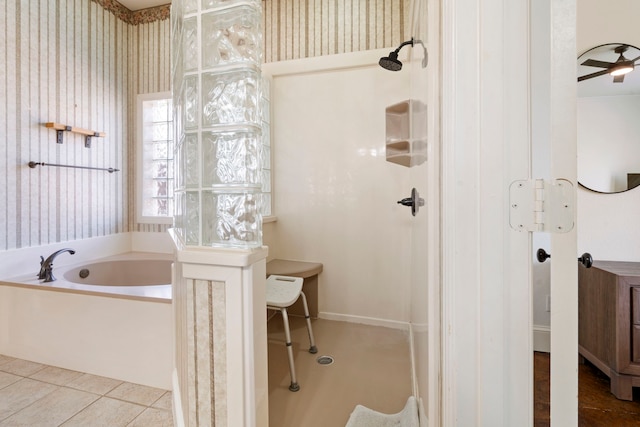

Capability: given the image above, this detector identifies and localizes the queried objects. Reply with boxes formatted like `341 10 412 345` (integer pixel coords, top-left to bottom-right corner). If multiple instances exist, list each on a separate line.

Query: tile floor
0 354 172 426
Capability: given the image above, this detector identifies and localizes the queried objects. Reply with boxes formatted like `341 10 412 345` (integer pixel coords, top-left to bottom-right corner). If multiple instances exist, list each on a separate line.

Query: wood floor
534 352 640 426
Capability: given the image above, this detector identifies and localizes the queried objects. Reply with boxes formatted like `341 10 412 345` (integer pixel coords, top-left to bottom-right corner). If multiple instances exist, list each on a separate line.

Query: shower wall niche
385 99 427 167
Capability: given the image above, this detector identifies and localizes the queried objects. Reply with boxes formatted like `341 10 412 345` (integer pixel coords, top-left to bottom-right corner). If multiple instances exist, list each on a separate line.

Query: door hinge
509 179 574 233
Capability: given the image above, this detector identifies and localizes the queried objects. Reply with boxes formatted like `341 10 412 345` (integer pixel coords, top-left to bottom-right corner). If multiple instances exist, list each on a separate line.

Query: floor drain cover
316 355 334 365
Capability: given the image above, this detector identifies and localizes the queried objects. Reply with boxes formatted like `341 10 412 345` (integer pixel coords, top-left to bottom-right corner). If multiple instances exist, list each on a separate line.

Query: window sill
137 216 173 225
137 216 275 225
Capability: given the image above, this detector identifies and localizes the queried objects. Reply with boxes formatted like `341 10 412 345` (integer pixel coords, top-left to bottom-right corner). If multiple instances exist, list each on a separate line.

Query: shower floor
267 316 413 427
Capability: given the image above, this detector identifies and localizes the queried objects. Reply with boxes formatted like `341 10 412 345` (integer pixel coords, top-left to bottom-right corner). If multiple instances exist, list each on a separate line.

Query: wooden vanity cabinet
578 261 640 400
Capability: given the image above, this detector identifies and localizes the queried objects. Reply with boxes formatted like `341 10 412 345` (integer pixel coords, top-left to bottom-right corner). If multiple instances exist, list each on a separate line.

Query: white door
441 0 578 425
532 0 579 425
547 1 579 424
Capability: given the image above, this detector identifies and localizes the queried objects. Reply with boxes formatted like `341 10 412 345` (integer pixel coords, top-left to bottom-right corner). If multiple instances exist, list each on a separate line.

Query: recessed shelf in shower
385 100 427 167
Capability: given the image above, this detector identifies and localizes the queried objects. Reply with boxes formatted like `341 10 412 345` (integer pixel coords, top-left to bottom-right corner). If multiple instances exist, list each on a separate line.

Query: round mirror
577 43 640 193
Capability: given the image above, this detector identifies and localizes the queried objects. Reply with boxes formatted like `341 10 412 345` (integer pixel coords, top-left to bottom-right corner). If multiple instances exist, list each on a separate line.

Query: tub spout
38 248 76 282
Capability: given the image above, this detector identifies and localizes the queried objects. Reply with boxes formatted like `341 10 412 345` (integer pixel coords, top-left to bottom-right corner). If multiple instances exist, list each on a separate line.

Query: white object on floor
266 274 317 392
345 396 419 427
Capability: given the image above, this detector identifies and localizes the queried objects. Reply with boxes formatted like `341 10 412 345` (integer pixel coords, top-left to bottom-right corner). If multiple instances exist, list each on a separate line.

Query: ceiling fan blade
613 74 625 83
578 69 610 82
631 54 640 63
581 59 615 68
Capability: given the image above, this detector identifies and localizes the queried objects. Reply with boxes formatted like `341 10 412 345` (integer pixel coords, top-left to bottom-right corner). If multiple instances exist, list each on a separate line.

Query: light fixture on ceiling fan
578 44 640 83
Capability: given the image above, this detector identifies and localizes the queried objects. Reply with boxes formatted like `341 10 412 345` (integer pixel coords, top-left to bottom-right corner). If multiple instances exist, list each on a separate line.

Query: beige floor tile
61 397 145 427
30 366 84 386
0 386 98 426
0 378 58 421
106 382 166 406
151 391 173 411
0 358 45 377
267 318 413 427
0 371 21 390
65 373 123 395
0 355 16 368
127 407 173 427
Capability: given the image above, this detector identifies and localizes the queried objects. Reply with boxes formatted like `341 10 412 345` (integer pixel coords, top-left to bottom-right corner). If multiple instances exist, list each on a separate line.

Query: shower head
379 51 403 71
379 38 428 71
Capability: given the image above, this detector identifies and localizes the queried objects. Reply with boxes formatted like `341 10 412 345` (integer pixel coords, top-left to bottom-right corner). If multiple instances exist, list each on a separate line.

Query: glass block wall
171 0 264 248
261 75 271 217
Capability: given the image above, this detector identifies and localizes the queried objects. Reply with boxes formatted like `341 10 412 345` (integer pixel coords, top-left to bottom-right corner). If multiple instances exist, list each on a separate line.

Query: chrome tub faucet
38 248 76 282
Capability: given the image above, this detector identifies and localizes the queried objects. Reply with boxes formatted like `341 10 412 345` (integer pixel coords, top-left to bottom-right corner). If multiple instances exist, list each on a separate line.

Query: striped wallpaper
1 0 130 249
0 0 169 250
0 0 408 250
263 0 410 63
128 17 171 233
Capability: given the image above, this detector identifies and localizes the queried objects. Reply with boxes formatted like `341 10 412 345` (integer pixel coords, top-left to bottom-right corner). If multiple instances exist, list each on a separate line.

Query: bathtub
0 252 174 390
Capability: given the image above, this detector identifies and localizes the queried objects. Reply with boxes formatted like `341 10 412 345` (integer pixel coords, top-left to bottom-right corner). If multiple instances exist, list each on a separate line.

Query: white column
172 230 269 427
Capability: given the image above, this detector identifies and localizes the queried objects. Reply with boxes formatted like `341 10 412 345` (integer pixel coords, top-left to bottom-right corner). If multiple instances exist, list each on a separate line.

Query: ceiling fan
578 44 640 83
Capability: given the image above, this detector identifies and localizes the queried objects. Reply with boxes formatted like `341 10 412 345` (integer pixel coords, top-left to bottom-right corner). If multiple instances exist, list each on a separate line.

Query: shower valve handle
397 188 424 217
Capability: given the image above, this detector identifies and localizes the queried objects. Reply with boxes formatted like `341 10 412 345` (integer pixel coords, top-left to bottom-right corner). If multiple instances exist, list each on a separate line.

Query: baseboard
318 312 410 330
533 325 550 353
172 369 185 427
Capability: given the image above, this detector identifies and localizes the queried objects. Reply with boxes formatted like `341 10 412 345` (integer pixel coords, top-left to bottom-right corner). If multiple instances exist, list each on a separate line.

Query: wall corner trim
534 325 551 353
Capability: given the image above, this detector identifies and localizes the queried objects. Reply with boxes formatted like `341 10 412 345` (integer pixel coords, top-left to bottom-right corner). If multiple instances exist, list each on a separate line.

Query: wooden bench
266 259 323 318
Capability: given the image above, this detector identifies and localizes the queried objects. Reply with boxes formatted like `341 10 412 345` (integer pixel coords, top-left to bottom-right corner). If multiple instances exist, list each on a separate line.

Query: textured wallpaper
263 0 410 62
127 17 172 233
1 0 130 249
0 0 171 250
0 0 409 249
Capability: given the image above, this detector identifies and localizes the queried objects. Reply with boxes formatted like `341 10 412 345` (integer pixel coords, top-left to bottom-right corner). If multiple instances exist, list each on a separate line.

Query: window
137 92 174 224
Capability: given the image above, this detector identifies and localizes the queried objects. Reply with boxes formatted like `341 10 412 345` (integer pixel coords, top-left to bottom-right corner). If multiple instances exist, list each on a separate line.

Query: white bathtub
0 252 174 390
